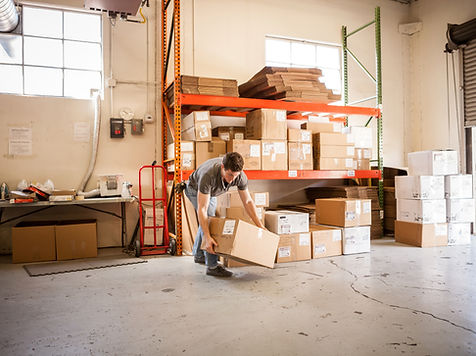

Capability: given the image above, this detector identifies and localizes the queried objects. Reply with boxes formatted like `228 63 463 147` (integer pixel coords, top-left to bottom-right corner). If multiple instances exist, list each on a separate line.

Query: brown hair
222 152 244 172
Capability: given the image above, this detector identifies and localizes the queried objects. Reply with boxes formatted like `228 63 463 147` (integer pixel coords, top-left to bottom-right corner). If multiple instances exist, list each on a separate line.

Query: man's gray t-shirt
187 157 248 197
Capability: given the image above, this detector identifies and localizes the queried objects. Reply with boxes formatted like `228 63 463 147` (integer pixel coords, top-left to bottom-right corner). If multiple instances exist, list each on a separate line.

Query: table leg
121 202 126 247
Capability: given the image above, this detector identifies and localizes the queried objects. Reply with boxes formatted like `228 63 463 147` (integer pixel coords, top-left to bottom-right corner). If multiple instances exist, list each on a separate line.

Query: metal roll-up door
464 40 476 126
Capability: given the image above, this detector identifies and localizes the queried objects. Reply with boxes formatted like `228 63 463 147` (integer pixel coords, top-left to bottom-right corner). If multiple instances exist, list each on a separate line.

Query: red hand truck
135 164 175 257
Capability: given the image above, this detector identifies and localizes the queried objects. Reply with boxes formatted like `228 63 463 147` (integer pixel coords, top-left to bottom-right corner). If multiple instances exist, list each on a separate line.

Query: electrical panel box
131 119 144 135
110 118 125 138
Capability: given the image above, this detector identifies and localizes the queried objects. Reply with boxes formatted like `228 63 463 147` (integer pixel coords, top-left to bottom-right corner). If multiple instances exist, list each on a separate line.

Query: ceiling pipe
0 0 19 33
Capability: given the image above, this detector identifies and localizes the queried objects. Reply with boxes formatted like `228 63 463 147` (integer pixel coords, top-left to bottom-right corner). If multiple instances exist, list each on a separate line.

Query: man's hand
204 235 218 254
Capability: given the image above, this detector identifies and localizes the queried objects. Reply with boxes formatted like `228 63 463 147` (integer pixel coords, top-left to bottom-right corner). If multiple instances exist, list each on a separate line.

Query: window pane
64 41 101 70
23 7 63 38
64 12 101 42
266 38 290 65
0 34 22 64
24 37 63 67
316 46 341 69
64 70 101 98
291 42 315 67
24 66 62 96
0 65 22 93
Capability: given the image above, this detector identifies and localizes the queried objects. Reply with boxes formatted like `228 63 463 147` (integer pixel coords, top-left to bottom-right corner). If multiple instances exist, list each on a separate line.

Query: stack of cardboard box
395 150 474 247
384 187 396 233
347 126 372 170
287 128 313 170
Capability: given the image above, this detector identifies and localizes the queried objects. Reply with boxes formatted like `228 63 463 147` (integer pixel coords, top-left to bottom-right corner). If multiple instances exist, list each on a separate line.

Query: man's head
221 152 244 183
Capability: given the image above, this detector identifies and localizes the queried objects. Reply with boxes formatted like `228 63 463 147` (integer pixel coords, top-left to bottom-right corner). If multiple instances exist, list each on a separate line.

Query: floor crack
329 259 476 336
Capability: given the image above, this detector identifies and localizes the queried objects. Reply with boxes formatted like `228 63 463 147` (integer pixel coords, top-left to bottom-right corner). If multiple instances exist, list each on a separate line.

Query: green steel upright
342 6 384 225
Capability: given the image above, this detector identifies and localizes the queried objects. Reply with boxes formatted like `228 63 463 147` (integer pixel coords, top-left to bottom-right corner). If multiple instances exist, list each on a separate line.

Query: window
265 36 341 95
0 5 102 99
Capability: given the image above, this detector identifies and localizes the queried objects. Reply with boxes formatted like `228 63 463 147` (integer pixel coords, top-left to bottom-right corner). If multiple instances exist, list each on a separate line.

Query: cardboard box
55 220 97 261
276 232 311 263
395 220 448 247
212 126 245 141
226 139 261 170
288 128 312 143
144 207 164 245
408 150 458 176
396 199 446 223
261 140 288 170
288 142 313 170
207 217 279 268
353 159 370 170
216 190 269 217
265 210 309 234
246 109 287 140
195 140 226 167
314 157 354 170
309 225 342 259
315 144 355 159
301 121 342 133
181 111 212 141
313 132 353 146
445 175 473 199
446 198 475 223
225 206 265 226
448 222 471 245
222 256 251 268
315 198 372 227
11 221 57 263
395 176 445 200
167 141 195 172
348 126 372 148
342 226 371 254
354 148 372 160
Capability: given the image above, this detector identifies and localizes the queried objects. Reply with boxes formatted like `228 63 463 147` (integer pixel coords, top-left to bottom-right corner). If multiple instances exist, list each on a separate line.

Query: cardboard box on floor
261 140 288 170
395 176 444 200
213 126 245 141
55 220 97 261
181 111 212 141
315 198 371 227
342 226 371 254
309 224 342 259
265 210 309 234
226 139 261 170
445 175 473 199
195 139 226 167
448 222 471 245
288 142 313 170
446 199 475 223
246 109 287 140
207 217 279 268
276 232 311 263
395 220 448 247
11 221 57 263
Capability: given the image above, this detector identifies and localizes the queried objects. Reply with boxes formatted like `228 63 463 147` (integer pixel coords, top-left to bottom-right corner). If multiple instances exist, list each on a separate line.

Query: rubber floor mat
23 256 147 277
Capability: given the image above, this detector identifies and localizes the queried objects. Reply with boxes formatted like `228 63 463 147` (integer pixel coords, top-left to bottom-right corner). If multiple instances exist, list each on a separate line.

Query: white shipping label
303 144 311 154
355 201 361 215
250 144 260 157
345 159 354 168
345 212 356 221
435 224 447 236
278 246 291 258
9 127 32 141
301 131 311 142
332 230 341 241
198 124 209 138
183 153 193 168
288 170 298 177
299 234 310 246
280 224 291 234
262 143 273 156
181 142 194 152
220 133 230 141
276 111 286 122
271 153 277 162
195 112 209 121
235 133 244 140
347 146 355 156
254 193 267 206
222 220 236 235
275 142 286 154
314 245 326 254
363 201 371 214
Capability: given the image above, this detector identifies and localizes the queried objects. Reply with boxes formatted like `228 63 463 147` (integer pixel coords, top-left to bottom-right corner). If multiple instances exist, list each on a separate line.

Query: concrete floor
0 238 475 356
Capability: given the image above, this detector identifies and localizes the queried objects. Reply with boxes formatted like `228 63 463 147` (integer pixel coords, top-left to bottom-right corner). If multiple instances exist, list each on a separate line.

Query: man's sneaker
206 265 233 277
194 255 205 264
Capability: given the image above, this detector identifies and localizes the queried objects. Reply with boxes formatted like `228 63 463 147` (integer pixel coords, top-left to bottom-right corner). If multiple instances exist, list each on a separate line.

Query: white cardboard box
265 210 309 234
395 176 444 200
342 226 371 255
397 199 446 223
408 150 458 176
448 222 471 245
446 198 475 223
445 175 473 199
348 126 372 149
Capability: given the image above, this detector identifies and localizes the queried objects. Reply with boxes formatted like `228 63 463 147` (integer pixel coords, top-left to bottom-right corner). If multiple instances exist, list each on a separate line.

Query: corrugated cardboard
315 144 355 159
245 109 287 140
275 232 311 263
12 221 56 263
313 132 353 146
207 217 279 268
309 224 342 259
395 176 445 200
265 210 309 234
225 206 265 226
182 111 210 130
288 128 312 142
55 220 97 261
315 198 372 227
261 140 288 170
216 190 269 217
408 150 458 176
446 198 475 223
181 111 212 141
445 175 473 199
353 159 370 170
354 148 372 160
226 139 261 170
342 226 371 254
448 222 471 245
314 157 354 170
195 140 226 167
301 122 342 133
167 141 195 172
396 199 446 223
222 256 251 268
212 126 245 141
288 142 313 170
395 220 448 247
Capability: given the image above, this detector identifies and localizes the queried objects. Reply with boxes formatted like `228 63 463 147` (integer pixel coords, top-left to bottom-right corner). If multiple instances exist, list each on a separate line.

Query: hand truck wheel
135 239 141 257
167 237 176 256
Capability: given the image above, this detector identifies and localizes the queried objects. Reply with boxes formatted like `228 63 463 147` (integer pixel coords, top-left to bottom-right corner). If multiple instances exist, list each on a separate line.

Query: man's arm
197 191 218 254
238 189 266 229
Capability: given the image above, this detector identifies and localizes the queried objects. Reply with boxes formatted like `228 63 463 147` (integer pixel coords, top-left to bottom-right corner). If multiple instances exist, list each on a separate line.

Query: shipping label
314 244 326 255
254 193 267 206
250 144 260 157
332 230 341 241
278 246 291 258
222 220 236 235
299 233 310 246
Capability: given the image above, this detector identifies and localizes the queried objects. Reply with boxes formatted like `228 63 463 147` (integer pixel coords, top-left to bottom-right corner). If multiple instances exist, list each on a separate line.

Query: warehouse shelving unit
161 0 382 255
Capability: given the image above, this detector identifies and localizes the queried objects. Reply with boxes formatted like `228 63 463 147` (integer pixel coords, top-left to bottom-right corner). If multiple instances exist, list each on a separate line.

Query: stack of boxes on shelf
349 126 373 170
395 150 474 247
288 127 313 170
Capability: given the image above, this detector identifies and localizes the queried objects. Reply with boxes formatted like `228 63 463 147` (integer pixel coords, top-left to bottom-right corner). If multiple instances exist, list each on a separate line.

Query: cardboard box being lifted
310 225 342 259
315 198 372 227
207 217 279 268
246 109 287 140
226 139 261 170
276 232 311 263
395 220 448 247
225 206 265 226
195 139 226 167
